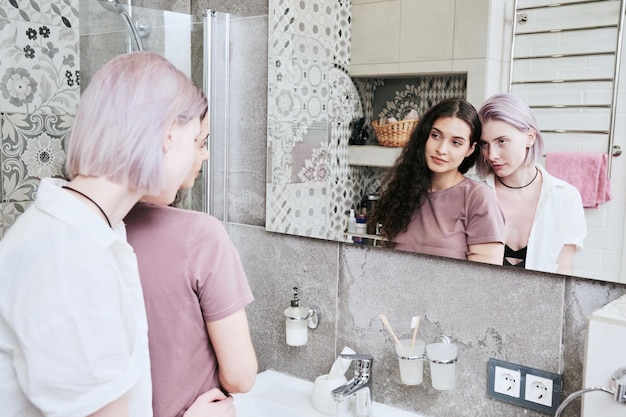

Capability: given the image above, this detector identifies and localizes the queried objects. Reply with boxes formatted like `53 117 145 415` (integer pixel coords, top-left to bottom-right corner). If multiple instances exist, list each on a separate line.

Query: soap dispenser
283 287 319 346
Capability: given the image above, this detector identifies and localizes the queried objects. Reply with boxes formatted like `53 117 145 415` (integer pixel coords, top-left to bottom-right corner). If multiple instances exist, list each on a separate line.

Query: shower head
96 0 144 52
97 0 125 14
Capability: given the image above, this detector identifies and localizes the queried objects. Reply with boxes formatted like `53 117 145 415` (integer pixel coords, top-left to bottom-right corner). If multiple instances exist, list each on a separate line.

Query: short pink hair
66 52 207 195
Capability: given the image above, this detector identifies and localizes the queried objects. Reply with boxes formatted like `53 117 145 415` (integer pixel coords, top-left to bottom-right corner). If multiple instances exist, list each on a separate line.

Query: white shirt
485 164 587 273
0 178 152 417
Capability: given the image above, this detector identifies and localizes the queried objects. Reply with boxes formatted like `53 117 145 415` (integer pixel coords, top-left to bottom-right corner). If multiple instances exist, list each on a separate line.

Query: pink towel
545 152 612 208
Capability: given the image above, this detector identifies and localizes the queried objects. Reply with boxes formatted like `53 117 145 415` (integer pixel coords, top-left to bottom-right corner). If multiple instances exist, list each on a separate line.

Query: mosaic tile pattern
327 67 362 238
266 182 329 238
0 19 80 114
0 200 32 238
354 75 467 146
1 112 72 203
0 0 79 235
267 0 360 240
332 1 351 73
2 0 79 28
374 76 467 118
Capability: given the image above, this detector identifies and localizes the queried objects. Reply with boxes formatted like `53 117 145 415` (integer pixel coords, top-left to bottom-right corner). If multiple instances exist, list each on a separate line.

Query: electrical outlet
487 358 563 415
525 374 553 407
494 366 521 398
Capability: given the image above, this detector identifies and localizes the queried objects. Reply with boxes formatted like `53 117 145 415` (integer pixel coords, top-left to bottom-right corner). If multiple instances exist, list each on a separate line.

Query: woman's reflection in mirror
369 98 505 265
477 93 586 275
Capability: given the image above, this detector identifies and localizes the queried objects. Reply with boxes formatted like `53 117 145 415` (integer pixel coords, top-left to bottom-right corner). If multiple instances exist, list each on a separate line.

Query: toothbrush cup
395 338 426 385
426 342 458 390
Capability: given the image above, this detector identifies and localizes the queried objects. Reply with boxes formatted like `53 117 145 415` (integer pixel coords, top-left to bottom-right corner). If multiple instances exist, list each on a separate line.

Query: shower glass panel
78 2 228 215
203 11 230 221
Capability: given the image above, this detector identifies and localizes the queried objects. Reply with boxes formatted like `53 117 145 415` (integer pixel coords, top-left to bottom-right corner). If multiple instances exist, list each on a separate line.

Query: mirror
266 0 626 284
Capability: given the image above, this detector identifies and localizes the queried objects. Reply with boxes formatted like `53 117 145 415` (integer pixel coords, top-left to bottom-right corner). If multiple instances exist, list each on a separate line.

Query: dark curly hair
368 97 482 243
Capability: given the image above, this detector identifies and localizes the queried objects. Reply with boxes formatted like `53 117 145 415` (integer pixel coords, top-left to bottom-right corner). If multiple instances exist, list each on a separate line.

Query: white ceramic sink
233 370 428 417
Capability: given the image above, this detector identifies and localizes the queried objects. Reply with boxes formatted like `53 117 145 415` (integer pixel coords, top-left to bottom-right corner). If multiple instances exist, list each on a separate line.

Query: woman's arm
206 309 257 393
88 394 129 417
468 242 504 265
555 244 576 275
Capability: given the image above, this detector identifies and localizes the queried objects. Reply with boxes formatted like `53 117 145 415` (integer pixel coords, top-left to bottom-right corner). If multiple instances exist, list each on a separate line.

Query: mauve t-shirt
393 178 505 259
125 203 253 417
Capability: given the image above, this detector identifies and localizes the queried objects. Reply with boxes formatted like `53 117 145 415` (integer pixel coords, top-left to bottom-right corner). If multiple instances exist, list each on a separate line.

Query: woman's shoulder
458 178 501 212
460 176 495 194
165 205 224 228
128 203 223 229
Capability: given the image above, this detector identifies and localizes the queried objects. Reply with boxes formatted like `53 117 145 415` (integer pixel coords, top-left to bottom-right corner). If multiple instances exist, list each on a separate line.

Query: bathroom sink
232 370 428 417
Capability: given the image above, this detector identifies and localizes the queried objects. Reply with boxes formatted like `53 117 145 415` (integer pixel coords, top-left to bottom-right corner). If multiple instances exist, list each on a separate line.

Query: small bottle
347 209 357 234
354 214 367 244
366 194 379 234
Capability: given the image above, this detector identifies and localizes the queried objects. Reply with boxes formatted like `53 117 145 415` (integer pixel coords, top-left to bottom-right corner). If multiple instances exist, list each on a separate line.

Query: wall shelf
347 145 402 167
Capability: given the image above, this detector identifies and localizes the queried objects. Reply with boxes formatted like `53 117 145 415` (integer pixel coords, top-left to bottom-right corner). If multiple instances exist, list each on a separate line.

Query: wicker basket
371 119 418 147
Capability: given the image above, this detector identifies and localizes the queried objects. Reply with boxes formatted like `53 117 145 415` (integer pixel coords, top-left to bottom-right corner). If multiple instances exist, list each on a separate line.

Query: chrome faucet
331 353 374 417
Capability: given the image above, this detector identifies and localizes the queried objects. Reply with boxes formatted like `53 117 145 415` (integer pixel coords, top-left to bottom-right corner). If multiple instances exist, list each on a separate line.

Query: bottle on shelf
354 213 367 245
347 208 357 234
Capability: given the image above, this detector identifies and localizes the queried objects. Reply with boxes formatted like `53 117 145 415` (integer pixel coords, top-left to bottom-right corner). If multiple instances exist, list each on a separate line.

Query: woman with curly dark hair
368 98 505 265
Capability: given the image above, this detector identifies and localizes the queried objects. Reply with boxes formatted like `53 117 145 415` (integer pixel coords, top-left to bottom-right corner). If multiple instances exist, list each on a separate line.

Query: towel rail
541 129 610 134
607 0 626 175
515 51 615 60
543 146 622 158
515 24 618 36
530 104 611 109
512 78 614 84
516 0 614 12
510 0 626 177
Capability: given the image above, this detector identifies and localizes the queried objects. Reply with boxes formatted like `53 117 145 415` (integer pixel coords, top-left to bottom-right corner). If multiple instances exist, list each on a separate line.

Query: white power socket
525 374 554 407
494 366 521 398
487 358 562 414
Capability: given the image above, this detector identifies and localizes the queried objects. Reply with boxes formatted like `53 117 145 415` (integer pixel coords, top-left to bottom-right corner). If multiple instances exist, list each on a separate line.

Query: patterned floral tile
1 112 72 203
0 18 80 114
372 75 467 119
1 0 79 28
0 200 32 239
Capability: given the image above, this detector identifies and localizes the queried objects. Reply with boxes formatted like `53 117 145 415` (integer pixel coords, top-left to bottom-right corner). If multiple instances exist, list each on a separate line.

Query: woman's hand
183 388 235 417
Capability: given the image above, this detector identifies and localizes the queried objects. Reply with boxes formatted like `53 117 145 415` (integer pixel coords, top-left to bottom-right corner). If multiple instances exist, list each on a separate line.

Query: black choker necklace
62 186 112 228
497 167 539 189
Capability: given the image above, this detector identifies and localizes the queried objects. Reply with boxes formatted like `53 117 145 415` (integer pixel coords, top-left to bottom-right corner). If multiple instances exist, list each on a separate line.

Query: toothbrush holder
394 335 458 390
395 338 426 385
426 339 458 390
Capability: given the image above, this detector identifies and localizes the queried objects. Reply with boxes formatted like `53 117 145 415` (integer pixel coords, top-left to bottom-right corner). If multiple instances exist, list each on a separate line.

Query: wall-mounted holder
283 287 320 346
554 366 626 416
395 334 458 390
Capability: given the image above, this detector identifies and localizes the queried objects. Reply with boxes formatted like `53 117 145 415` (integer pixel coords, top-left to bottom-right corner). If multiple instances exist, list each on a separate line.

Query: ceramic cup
395 338 426 385
426 342 458 390
311 373 350 415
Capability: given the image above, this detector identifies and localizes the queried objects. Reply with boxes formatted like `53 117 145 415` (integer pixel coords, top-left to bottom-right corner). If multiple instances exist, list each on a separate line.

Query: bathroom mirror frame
265 0 626 284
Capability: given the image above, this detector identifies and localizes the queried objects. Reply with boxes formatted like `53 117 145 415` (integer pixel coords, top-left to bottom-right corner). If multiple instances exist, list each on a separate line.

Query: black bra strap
504 245 527 268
